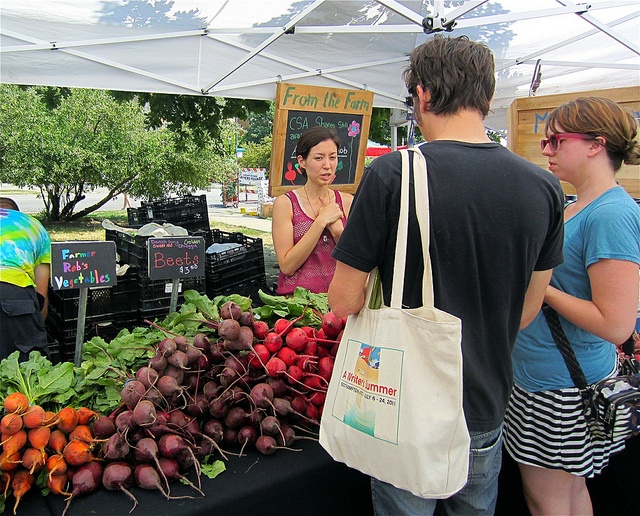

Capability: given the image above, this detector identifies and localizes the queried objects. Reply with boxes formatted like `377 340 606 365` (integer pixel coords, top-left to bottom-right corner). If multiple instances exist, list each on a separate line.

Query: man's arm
520 269 553 329
328 261 370 319
34 263 50 318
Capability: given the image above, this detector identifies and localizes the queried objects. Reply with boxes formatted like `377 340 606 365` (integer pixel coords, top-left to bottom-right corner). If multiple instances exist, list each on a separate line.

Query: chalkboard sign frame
50 241 117 291
269 83 374 198
147 236 205 281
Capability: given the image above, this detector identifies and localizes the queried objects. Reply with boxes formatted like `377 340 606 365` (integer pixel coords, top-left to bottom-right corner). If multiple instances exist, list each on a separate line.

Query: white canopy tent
1 0 639 132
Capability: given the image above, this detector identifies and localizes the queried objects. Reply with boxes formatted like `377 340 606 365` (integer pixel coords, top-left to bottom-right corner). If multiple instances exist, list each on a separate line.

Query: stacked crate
127 194 210 233
105 229 206 323
45 271 139 362
195 229 267 301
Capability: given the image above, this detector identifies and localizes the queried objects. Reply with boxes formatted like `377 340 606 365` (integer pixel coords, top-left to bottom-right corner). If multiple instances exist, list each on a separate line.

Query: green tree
0 85 213 221
238 135 272 172
242 105 274 144
112 91 270 149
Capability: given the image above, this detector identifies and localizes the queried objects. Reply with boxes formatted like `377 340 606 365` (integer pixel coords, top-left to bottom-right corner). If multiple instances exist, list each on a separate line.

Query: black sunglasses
405 84 419 108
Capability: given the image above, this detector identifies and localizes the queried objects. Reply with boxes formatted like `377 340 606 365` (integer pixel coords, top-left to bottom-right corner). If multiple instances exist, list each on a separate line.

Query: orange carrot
1 430 27 457
63 440 93 467
21 447 47 475
47 472 69 497
43 410 57 426
46 454 68 480
11 469 35 515
0 451 22 472
28 425 51 458
0 413 23 436
3 393 29 415
68 425 94 444
22 405 46 429
48 429 68 455
56 407 78 434
76 407 98 426
1 471 11 497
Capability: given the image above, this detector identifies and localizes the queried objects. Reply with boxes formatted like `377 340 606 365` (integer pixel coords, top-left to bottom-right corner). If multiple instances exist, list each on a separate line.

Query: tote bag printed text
330 340 403 443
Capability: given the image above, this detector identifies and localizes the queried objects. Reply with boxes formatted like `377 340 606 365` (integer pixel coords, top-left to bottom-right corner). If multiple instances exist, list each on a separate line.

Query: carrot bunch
0 392 100 514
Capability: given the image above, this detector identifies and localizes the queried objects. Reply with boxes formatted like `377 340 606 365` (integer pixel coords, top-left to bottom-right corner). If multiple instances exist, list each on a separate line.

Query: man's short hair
403 35 495 118
0 197 20 211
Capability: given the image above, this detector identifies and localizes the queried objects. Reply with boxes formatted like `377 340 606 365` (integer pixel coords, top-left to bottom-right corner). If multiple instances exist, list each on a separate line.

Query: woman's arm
545 258 639 345
272 193 333 276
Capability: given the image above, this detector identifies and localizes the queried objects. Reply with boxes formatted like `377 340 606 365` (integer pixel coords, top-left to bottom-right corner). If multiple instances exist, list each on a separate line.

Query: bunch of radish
0 393 101 515
75 301 345 508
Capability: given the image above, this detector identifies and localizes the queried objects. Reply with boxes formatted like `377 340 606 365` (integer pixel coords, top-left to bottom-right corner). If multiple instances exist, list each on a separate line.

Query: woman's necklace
303 184 319 219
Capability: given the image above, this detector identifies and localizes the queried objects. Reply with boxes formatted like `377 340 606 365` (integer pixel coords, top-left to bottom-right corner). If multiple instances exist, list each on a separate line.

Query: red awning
365 145 407 157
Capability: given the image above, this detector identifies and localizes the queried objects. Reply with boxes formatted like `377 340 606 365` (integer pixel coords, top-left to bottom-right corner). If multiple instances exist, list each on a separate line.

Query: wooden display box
507 86 640 197
259 203 273 219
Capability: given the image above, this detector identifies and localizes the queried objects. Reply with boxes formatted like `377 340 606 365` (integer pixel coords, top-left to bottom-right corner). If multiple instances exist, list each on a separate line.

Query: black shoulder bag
542 304 640 440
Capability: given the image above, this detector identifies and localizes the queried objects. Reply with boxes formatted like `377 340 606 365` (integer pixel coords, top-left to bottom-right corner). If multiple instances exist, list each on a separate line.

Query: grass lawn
41 211 273 246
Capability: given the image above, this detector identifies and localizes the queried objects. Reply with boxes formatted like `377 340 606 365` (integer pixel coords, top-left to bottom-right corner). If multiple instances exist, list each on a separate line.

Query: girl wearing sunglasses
504 97 640 515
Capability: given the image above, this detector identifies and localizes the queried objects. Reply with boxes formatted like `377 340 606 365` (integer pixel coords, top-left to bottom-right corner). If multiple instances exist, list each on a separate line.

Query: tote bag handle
390 149 433 309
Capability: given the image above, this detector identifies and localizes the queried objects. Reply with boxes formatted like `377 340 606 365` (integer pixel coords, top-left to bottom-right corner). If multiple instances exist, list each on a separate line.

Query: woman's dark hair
547 97 640 171
403 35 495 117
295 127 340 175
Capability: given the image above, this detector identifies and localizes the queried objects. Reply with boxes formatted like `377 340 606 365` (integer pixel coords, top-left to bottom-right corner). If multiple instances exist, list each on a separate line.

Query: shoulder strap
541 304 588 389
391 149 433 309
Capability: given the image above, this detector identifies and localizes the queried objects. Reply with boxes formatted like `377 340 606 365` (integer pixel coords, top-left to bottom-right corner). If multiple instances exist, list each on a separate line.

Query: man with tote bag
324 36 565 514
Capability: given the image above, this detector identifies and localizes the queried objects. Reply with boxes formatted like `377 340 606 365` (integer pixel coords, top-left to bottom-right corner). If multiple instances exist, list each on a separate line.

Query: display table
42 438 373 516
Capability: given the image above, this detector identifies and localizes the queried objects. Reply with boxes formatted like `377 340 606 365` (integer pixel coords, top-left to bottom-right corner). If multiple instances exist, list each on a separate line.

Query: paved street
0 184 272 232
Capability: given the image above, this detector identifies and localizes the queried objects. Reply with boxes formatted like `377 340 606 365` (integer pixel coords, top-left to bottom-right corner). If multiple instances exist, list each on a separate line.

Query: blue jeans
371 426 503 515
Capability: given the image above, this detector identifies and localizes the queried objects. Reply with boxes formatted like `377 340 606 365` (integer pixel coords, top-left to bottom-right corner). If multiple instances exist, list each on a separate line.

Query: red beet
102 461 137 512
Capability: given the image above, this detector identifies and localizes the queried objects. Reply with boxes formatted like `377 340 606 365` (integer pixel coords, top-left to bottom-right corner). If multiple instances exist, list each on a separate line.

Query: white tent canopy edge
1 0 639 132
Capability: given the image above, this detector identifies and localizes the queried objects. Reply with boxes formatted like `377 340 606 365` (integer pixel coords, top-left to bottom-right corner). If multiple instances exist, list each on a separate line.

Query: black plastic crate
137 275 206 311
200 229 265 277
46 311 137 356
127 207 146 227
105 229 151 269
137 195 210 232
138 307 179 325
48 271 138 321
174 214 210 233
206 274 268 301
194 229 266 300
47 341 60 365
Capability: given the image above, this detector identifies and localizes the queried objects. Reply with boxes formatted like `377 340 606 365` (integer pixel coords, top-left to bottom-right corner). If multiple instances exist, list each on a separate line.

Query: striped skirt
504 384 627 477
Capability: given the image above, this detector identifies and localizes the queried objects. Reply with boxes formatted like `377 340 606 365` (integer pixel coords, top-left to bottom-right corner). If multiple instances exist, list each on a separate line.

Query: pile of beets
67 301 345 512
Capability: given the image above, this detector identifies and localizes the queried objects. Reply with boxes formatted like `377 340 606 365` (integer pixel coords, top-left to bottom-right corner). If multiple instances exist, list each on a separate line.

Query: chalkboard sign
281 110 364 187
147 236 205 281
50 241 117 291
270 83 374 197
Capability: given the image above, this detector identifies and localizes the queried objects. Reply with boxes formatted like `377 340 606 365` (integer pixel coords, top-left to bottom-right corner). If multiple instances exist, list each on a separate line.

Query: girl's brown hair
546 97 640 171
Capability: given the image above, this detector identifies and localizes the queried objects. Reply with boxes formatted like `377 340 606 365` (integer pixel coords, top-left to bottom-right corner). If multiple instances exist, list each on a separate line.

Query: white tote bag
319 149 470 498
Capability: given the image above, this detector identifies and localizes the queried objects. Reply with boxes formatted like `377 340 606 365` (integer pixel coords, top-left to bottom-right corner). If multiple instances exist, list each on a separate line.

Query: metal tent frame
1 0 639 131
